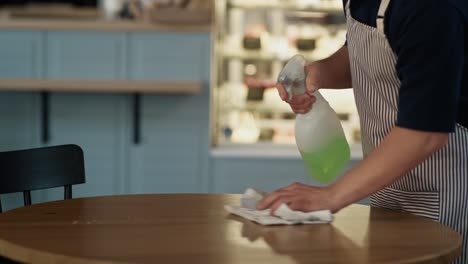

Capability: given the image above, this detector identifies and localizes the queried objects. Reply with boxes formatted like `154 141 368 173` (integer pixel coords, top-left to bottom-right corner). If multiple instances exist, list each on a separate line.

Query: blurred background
0 0 363 210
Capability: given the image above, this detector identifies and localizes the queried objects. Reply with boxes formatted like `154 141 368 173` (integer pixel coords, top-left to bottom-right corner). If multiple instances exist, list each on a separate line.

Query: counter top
0 18 211 32
0 79 202 94
211 143 363 160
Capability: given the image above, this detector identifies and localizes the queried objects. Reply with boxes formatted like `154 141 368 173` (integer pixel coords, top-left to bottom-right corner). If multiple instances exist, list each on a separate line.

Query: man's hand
276 63 320 114
256 182 339 214
278 85 317 114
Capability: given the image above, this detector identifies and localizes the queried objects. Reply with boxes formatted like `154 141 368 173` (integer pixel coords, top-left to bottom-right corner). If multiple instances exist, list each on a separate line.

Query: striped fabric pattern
345 0 468 263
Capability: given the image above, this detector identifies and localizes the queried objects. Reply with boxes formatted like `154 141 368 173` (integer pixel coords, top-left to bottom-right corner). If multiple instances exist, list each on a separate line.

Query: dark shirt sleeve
449 0 468 21
391 1 465 132
343 0 348 45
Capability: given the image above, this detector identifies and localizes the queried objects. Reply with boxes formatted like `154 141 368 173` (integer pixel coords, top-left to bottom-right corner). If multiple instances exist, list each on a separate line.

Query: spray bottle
278 55 350 183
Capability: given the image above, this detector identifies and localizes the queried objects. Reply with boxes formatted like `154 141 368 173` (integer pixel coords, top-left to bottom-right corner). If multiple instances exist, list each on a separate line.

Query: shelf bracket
40 91 50 144
133 93 141 145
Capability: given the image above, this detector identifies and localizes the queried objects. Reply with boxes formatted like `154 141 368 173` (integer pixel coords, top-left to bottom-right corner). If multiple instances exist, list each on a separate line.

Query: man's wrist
305 62 321 92
326 184 344 213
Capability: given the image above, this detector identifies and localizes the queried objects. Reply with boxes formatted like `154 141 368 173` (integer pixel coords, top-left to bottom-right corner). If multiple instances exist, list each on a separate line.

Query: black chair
0 144 85 213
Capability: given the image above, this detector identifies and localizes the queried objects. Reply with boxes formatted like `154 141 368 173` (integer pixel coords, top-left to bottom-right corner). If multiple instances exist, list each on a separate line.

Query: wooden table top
0 194 462 264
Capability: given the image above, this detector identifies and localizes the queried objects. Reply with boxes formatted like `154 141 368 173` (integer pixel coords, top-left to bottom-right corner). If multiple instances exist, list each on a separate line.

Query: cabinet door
128 33 211 194
0 31 43 78
46 32 126 80
211 157 319 193
211 158 363 192
129 95 211 194
0 92 40 211
128 32 208 81
41 93 129 201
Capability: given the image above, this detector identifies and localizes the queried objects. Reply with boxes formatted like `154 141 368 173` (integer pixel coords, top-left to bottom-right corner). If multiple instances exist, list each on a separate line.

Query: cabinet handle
133 93 141 145
40 92 50 144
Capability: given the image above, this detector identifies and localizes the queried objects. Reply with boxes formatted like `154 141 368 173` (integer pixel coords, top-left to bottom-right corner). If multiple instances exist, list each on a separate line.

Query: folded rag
225 188 334 225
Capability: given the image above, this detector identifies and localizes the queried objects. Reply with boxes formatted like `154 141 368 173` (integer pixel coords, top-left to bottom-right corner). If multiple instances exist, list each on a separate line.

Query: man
257 0 468 262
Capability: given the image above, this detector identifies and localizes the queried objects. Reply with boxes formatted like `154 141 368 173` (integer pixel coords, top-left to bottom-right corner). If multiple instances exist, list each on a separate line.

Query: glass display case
212 0 361 149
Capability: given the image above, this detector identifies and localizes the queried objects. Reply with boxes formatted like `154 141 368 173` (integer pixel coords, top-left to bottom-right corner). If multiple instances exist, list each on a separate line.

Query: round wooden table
0 194 462 264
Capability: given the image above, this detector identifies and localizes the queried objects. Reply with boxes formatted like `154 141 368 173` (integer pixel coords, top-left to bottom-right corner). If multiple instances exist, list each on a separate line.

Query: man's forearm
312 45 353 89
328 126 449 212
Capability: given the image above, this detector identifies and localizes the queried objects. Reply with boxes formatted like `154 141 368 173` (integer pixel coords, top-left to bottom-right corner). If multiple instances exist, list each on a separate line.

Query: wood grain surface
0 194 462 264
0 79 201 94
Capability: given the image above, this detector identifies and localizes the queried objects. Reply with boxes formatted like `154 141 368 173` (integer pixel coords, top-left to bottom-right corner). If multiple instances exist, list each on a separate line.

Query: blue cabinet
128 94 211 194
0 30 215 211
129 33 209 81
0 92 41 210
46 32 127 80
43 93 129 200
127 33 211 194
0 92 39 150
0 92 130 210
0 31 43 78
211 157 319 193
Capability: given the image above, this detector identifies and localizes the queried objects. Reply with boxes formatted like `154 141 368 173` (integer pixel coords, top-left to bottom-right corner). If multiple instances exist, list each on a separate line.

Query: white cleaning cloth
225 188 334 225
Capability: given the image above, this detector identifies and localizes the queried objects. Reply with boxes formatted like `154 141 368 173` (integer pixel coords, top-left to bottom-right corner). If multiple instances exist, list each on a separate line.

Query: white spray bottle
278 55 350 183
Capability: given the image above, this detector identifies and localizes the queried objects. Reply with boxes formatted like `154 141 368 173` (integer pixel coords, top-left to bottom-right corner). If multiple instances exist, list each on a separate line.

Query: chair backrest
0 144 85 213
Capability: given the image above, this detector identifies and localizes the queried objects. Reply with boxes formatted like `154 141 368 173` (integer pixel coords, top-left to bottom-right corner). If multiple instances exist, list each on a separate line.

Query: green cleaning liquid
300 136 350 183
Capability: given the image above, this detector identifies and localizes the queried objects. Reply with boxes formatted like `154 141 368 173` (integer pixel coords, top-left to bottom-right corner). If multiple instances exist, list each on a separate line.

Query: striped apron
346 0 468 262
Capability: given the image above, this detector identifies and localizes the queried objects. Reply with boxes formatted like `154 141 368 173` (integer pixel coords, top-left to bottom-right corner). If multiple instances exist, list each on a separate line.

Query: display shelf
212 0 358 148
228 0 343 14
